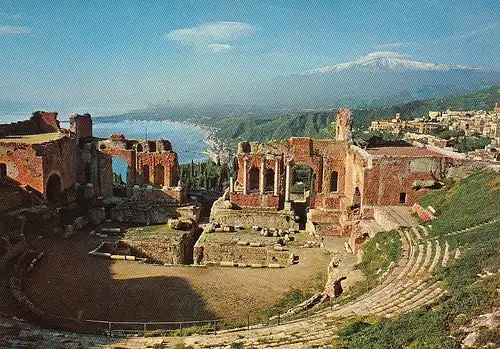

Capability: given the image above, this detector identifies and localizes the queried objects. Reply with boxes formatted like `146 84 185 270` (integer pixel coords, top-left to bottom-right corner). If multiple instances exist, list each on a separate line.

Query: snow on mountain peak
302 51 477 75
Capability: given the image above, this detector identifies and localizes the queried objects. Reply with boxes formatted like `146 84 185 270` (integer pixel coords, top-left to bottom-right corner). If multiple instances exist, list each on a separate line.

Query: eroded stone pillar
243 157 248 195
259 156 265 195
229 176 234 193
273 160 279 196
285 161 291 202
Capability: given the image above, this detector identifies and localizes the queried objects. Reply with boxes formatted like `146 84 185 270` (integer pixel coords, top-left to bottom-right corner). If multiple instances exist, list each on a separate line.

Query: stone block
73 216 88 230
268 263 282 268
89 207 106 225
220 261 235 267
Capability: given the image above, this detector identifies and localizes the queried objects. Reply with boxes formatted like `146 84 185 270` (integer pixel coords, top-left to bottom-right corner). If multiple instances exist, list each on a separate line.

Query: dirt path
22 233 347 323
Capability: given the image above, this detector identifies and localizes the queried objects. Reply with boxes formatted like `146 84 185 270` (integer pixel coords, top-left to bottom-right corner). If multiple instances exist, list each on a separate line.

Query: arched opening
137 144 143 152
330 171 339 192
110 157 128 197
399 192 407 204
154 164 165 186
248 167 259 191
149 142 157 153
0 163 7 178
99 144 106 150
291 164 315 230
265 168 275 191
112 157 127 186
46 173 62 204
142 165 150 184
291 164 313 198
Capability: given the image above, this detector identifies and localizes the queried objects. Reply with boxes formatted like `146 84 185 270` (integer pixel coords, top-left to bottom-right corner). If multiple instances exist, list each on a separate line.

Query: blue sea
90 120 209 178
0 108 208 178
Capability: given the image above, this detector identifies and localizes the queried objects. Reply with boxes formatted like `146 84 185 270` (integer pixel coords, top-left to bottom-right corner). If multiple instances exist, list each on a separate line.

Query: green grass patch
356 230 403 283
335 171 499 348
419 171 500 237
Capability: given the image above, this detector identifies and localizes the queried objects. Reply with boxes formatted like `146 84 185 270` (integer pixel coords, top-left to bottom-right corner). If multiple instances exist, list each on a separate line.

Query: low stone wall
210 207 299 231
194 242 291 267
111 201 199 225
121 227 202 265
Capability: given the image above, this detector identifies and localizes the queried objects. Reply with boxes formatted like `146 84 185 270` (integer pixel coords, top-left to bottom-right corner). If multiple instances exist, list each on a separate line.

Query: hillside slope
335 171 500 348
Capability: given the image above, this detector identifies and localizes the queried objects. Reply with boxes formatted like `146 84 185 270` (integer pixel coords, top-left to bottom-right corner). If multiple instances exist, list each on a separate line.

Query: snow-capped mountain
303 52 479 74
264 51 500 107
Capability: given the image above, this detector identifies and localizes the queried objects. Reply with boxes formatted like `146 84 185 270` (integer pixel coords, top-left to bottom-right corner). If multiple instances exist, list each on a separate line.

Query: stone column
273 160 279 196
285 161 291 202
229 176 234 193
243 157 248 195
259 156 265 195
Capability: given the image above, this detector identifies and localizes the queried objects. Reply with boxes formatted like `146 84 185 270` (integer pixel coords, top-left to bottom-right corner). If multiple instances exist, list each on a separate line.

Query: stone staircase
183 225 450 348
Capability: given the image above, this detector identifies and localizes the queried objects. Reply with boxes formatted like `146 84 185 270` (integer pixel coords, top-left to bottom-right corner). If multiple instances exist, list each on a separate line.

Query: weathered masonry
0 111 184 205
218 109 457 237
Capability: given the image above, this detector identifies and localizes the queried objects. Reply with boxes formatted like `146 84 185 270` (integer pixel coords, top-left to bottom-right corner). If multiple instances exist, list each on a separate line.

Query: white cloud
207 43 234 53
0 25 31 35
374 42 409 50
166 21 256 46
0 12 25 19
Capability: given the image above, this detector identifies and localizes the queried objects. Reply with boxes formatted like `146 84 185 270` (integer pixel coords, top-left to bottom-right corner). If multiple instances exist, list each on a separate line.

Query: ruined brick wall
0 143 44 193
234 137 349 211
229 192 281 209
37 137 78 195
210 207 299 230
98 137 179 188
69 114 92 143
0 112 59 137
362 154 446 207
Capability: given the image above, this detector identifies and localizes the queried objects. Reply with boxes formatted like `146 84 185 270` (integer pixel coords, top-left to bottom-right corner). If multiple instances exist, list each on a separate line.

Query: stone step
411 226 423 241
428 240 441 273
408 244 425 277
376 282 440 315
441 241 450 267
416 241 433 275
418 225 429 237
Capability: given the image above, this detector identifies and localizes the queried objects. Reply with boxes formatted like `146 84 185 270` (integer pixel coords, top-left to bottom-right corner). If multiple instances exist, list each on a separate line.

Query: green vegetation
200 111 335 149
356 230 403 284
455 136 491 153
418 171 500 236
334 171 500 348
179 159 234 192
342 231 403 303
113 172 124 185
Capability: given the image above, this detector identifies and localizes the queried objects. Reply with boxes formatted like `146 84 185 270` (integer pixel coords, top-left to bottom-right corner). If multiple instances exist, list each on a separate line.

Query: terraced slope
184 225 453 348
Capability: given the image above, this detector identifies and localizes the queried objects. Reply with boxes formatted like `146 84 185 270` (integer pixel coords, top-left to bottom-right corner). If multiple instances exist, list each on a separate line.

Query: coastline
98 117 231 164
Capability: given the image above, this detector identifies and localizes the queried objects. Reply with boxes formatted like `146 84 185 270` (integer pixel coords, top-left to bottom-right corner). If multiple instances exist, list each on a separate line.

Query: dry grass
0 132 63 144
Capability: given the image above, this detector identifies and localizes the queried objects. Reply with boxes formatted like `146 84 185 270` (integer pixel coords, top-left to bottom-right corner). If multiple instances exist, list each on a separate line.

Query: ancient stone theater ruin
211 109 455 249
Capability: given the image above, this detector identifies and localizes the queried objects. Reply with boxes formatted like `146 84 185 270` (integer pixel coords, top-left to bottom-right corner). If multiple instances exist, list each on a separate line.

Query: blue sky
0 0 499 112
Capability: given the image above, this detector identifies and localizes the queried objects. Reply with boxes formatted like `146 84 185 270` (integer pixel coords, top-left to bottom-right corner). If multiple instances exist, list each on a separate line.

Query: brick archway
249 167 259 191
